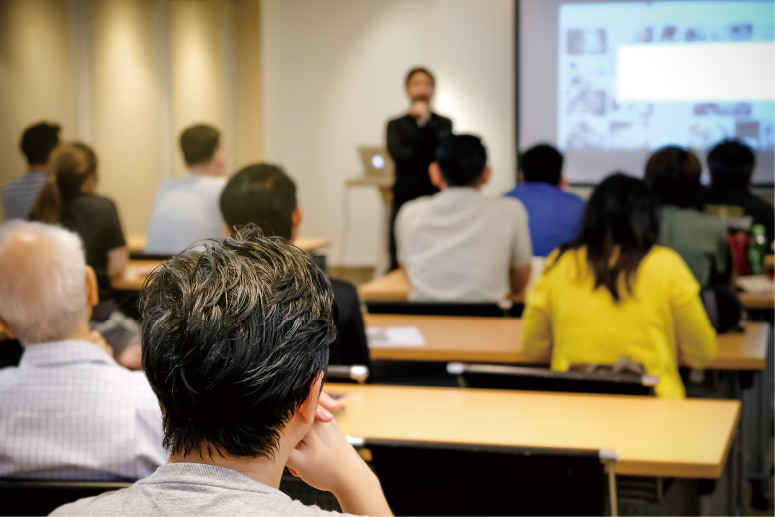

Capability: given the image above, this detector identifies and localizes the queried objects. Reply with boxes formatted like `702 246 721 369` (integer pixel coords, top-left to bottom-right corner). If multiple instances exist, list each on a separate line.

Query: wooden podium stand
345 174 394 276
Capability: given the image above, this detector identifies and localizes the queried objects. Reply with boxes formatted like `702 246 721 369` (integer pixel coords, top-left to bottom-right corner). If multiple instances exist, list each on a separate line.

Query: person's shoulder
387 113 411 125
642 245 694 277
492 195 528 219
50 486 130 516
431 113 452 124
74 193 118 212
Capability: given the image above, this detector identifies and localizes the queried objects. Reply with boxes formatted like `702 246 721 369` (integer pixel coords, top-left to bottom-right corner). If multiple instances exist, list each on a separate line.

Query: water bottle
748 224 767 275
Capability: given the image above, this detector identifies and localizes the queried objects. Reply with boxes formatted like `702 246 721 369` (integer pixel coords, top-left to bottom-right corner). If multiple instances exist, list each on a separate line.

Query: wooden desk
738 290 774 310
346 175 393 206
328 383 740 479
365 314 769 371
113 238 331 291
127 234 329 256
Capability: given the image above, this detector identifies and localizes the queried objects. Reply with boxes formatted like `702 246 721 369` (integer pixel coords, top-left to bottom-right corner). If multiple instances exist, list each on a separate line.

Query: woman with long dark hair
522 173 716 398
31 142 140 367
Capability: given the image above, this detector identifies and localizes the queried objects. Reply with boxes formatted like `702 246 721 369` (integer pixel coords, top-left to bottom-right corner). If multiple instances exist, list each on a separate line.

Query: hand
315 391 341 423
88 330 113 357
409 101 430 124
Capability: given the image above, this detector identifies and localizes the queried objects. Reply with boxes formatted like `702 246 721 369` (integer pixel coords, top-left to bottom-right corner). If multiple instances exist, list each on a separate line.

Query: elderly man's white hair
0 220 88 345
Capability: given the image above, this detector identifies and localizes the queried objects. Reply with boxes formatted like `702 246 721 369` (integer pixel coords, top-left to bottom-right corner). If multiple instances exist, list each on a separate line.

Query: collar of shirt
18 339 118 369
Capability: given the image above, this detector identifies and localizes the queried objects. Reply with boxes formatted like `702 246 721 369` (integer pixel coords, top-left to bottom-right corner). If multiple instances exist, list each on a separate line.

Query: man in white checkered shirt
0 221 167 480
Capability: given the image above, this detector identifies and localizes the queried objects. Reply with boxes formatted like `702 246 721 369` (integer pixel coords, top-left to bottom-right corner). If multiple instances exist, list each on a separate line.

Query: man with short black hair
220 164 372 371
2 121 61 221
695 139 774 247
504 144 585 257
396 134 532 302
53 225 392 516
145 124 227 254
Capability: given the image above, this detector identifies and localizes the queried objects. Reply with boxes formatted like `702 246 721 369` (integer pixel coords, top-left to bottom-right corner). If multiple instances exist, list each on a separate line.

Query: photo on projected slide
557 1 774 182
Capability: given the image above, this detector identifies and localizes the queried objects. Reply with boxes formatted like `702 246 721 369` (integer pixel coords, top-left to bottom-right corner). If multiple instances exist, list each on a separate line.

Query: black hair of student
707 139 756 188
405 67 435 88
20 122 61 166
435 134 487 187
644 146 702 208
519 144 564 186
220 163 297 240
550 173 661 303
140 224 336 460
179 124 221 167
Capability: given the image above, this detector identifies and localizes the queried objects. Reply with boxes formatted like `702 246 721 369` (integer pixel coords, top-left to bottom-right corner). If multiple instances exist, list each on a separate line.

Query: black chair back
365 301 523 318
364 440 609 516
0 479 131 516
448 363 657 396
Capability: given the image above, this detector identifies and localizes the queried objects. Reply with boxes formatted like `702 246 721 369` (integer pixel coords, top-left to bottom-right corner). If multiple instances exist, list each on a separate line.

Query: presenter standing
386 67 453 271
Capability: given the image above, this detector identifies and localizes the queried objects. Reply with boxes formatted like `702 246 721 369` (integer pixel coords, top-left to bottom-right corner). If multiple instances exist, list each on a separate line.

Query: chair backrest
365 301 523 318
448 363 657 396
0 479 132 516
362 439 609 516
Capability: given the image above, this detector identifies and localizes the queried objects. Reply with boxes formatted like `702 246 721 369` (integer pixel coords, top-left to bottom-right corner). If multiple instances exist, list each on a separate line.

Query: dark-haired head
707 139 755 188
20 122 61 167
553 173 661 302
140 224 335 459
644 146 702 207
434 134 488 187
519 144 564 186
405 67 435 88
220 163 297 240
179 124 221 168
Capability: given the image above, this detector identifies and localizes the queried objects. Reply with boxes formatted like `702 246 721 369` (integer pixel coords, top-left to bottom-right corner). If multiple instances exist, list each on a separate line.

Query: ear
429 162 445 189
296 372 324 424
291 205 302 241
517 172 525 184
85 266 99 308
224 224 233 238
478 166 492 187
0 316 17 340
559 176 569 190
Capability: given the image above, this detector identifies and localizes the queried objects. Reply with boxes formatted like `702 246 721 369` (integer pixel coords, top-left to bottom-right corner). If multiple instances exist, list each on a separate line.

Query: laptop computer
358 146 394 177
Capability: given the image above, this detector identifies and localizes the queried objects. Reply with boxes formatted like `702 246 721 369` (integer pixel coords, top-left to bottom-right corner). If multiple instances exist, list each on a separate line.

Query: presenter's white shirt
396 187 532 302
145 175 227 255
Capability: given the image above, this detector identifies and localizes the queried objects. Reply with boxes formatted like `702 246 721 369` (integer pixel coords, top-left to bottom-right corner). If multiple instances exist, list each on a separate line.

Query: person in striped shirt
1 122 61 221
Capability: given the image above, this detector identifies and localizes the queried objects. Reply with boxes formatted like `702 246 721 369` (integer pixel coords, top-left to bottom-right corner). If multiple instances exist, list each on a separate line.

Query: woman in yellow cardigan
522 173 716 398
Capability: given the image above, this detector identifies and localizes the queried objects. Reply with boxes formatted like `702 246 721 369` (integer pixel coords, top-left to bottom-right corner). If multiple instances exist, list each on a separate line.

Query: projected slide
558 1 774 157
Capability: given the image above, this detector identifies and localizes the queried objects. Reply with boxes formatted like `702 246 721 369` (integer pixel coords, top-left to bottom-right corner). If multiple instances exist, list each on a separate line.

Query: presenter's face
406 72 434 103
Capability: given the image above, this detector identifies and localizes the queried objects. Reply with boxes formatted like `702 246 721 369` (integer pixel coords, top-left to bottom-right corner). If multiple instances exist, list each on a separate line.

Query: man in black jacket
386 67 453 271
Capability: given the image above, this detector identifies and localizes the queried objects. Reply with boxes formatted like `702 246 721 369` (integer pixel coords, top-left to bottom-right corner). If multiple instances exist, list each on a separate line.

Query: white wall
262 0 515 266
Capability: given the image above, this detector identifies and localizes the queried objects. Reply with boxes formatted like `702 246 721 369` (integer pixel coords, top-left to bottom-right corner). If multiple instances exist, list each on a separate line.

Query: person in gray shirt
52 225 392 517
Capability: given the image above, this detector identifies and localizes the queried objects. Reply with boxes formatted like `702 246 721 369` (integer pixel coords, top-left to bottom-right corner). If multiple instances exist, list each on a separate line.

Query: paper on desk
366 326 426 348
736 275 775 294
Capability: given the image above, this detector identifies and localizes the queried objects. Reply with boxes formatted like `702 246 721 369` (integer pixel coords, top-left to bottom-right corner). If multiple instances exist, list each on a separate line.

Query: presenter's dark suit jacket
386 113 453 205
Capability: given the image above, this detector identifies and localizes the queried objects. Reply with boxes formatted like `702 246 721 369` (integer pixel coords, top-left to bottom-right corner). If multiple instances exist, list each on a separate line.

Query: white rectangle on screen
617 42 775 102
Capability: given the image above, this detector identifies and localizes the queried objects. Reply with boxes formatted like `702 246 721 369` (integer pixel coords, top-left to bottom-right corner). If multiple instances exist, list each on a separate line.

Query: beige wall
0 0 264 235
0 0 77 207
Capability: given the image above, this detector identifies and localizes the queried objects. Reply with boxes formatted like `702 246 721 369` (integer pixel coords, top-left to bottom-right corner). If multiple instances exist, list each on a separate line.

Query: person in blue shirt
504 144 585 257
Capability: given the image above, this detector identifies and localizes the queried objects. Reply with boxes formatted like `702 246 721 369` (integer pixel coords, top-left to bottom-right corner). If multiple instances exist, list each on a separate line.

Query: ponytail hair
31 142 98 224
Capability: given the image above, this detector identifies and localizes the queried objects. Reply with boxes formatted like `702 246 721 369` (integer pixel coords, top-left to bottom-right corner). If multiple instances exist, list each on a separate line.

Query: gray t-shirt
51 463 349 516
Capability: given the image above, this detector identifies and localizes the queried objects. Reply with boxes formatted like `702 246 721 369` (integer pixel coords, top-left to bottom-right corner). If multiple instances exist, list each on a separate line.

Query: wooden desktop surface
364 314 769 371
358 269 774 310
114 238 330 291
327 383 740 479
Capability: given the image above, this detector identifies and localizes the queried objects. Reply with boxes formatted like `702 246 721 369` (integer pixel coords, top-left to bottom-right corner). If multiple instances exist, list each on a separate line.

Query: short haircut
435 134 487 187
644 146 702 208
0 221 87 344
707 139 756 187
405 67 435 88
520 144 564 185
220 164 297 240
179 124 221 167
20 122 61 166
140 224 336 459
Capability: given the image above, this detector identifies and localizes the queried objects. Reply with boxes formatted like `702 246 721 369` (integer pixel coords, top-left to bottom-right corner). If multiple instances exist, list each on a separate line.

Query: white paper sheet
366 326 426 348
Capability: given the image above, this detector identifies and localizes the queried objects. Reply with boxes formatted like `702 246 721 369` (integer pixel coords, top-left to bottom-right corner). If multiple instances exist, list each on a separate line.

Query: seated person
504 144 585 257
396 134 532 302
30 143 140 367
695 139 774 247
219 164 371 374
645 146 730 287
3 122 61 221
53 225 392 516
145 124 227 254
522 174 716 399
0 221 166 479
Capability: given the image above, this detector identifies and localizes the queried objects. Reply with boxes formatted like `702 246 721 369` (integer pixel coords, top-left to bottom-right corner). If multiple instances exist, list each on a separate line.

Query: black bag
700 285 743 333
